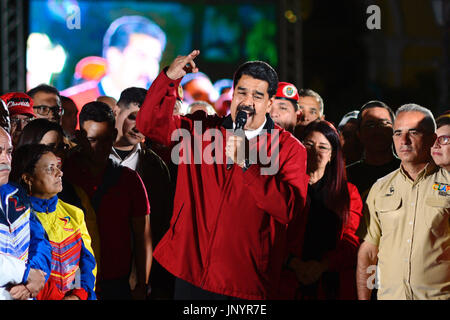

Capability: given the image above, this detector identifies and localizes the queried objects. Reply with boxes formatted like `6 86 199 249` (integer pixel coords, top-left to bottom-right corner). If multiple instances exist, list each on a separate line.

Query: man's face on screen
107 33 163 89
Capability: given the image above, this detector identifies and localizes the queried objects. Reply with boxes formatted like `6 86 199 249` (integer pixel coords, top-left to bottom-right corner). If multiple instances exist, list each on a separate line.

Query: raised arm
136 50 200 146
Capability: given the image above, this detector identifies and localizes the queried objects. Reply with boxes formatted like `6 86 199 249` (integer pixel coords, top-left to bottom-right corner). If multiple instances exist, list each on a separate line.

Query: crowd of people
0 47 449 301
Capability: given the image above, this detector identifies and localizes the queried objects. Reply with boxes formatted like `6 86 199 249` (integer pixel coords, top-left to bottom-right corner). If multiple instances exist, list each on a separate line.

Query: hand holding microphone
226 110 248 170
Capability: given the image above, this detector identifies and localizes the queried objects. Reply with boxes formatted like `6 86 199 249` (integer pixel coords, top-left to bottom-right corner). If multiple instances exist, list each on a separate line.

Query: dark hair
300 120 350 225
16 118 65 149
436 112 450 129
61 95 76 106
103 15 166 57
233 61 278 97
117 87 147 109
357 100 395 129
10 144 54 190
79 101 116 129
27 84 61 103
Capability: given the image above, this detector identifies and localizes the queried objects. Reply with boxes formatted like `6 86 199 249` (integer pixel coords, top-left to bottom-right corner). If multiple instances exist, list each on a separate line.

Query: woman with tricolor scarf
10 144 96 300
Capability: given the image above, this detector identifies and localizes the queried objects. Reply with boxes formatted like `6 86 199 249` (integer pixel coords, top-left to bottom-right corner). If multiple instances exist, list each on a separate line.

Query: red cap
275 82 299 109
0 92 36 117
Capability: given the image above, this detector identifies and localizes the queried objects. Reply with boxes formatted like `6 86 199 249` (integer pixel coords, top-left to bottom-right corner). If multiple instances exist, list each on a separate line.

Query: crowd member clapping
10 144 96 300
286 121 362 299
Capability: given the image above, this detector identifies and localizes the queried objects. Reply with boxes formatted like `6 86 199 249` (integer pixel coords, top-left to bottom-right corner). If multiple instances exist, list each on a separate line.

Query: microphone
227 110 248 170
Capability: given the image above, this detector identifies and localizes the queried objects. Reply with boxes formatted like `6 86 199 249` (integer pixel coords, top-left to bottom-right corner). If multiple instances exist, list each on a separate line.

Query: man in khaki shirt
357 104 450 300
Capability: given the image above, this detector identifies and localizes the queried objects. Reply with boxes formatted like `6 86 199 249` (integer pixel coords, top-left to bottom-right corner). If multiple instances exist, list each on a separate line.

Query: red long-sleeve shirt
136 70 309 299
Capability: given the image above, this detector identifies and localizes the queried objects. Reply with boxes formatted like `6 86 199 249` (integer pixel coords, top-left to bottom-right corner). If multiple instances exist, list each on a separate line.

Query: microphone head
235 110 248 129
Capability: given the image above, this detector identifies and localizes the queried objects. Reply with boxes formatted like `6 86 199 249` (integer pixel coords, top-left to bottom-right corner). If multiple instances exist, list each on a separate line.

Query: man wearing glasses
0 92 36 147
357 104 450 300
27 84 63 124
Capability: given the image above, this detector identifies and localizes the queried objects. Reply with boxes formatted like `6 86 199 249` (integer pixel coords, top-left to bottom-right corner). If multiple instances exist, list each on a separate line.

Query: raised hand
166 50 200 80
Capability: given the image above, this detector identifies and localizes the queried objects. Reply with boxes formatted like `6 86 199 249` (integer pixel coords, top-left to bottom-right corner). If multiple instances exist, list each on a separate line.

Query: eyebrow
236 86 265 96
393 127 420 133
304 139 330 146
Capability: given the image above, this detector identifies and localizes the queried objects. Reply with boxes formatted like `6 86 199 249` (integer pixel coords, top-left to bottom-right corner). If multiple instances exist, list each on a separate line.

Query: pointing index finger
184 50 200 73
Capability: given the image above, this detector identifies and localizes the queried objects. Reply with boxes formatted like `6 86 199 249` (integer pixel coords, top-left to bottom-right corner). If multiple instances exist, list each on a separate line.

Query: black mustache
237 105 256 116
131 127 140 134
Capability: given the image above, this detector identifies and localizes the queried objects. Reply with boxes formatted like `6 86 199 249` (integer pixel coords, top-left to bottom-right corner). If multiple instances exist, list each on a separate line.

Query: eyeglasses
361 119 393 129
435 135 450 145
10 117 34 128
303 141 332 153
38 164 62 176
33 105 64 116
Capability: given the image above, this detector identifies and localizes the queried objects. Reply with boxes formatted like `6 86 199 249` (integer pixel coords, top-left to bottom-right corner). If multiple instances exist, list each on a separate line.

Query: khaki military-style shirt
362 163 450 300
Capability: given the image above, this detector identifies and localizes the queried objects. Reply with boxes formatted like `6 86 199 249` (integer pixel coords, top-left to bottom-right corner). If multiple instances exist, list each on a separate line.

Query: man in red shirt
63 101 152 300
136 50 309 299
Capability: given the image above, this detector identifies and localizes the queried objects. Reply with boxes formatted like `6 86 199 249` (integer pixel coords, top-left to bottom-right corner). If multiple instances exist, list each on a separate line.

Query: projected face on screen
105 33 163 91
101 15 166 98
27 1 277 110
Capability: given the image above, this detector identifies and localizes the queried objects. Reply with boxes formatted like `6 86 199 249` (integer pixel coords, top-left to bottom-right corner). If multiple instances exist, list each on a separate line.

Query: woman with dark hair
16 118 68 160
287 120 362 299
9 144 96 300
431 112 450 171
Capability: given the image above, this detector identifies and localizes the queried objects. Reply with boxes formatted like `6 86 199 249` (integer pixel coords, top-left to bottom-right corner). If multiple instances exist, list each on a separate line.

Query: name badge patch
433 182 450 196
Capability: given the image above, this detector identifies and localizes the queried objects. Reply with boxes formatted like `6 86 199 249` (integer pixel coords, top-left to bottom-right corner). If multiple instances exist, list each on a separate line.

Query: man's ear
321 114 326 120
296 109 303 125
266 96 274 114
112 104 120 119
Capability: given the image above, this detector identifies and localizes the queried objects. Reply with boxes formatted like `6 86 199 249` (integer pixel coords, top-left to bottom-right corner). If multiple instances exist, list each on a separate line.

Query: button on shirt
361 163 450 300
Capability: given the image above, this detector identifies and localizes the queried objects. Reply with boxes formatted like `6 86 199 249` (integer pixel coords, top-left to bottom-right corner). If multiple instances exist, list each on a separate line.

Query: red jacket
136 71 309 299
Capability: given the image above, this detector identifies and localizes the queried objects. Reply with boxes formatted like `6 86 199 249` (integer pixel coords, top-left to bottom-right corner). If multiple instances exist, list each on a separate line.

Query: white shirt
109 143 141 171
233 118 267 140
0 254 26 300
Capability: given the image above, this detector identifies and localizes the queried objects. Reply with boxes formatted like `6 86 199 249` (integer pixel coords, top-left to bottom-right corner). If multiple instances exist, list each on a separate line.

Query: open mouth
237 105 256 117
